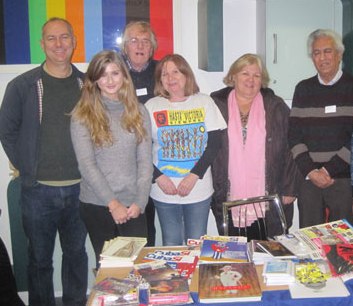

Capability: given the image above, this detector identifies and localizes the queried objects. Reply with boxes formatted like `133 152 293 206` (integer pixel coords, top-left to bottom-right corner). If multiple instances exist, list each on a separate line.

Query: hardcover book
199 239 249 263
257 240 296 259
198 262 262 303
249 240 275 265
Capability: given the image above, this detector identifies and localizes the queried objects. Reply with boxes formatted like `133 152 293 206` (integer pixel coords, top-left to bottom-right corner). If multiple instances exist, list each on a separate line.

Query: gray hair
121 21 157 57
307 29 344 56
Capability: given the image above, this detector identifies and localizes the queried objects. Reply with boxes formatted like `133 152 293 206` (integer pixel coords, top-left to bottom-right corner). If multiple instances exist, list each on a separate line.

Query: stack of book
99 236 147 268
133 260 191 305
199 235 250 263
262 260 295 286
198 262 262 303
142 248 200 279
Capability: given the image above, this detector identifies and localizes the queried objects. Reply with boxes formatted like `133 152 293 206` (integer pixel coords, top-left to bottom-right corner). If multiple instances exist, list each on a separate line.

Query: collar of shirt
123 55 150 73
317 70 342 85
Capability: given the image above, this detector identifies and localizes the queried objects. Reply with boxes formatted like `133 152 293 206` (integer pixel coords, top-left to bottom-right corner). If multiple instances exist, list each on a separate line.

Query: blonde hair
223 53 270 88
72 50 146 146
154 54 200 98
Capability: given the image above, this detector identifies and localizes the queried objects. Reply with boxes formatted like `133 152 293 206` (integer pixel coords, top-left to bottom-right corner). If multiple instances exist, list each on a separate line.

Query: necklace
44 62 72 78
240 110 249 128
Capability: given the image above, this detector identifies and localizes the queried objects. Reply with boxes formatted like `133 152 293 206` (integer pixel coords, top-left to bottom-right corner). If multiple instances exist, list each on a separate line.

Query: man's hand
308 168 334 188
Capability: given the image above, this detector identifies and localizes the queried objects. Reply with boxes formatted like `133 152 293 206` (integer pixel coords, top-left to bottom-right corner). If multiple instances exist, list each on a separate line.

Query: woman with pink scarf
211 53 299 240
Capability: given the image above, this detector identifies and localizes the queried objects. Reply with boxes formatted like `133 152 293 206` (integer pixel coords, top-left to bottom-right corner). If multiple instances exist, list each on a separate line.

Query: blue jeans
153 197 211 246
21 183 88 306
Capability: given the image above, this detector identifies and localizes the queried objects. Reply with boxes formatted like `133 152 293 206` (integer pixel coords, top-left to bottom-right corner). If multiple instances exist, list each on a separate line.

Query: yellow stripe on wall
46 0 66 18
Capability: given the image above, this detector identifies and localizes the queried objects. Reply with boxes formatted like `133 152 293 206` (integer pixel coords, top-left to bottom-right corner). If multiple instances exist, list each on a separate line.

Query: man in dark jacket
0 18 87 306
121 21 159 246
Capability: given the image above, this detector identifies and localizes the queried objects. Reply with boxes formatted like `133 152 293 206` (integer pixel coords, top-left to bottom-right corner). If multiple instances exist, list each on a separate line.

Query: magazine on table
275 219 353 261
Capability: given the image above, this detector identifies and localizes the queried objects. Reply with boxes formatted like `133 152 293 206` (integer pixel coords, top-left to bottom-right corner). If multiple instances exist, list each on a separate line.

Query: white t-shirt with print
145 93 227 204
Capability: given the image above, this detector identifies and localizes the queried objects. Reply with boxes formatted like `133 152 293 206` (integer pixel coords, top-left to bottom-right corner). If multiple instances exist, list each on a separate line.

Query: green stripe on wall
29 0 47 63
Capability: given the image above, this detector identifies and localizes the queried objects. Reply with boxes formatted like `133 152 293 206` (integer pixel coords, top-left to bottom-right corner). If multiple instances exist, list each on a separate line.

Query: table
87 247 353 306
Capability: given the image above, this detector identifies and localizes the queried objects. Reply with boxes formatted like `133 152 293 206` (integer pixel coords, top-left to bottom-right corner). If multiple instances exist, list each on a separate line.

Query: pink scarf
228 89 266 227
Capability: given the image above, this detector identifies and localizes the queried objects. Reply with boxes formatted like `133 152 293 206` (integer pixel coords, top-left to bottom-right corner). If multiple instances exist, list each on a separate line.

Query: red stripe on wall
150 0 173 60
66 0 85 62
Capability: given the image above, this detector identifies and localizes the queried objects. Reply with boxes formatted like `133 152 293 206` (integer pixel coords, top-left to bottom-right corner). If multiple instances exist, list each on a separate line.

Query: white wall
0 0 300 300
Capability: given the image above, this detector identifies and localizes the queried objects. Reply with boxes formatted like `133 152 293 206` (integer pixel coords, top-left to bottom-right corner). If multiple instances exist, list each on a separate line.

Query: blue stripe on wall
84 0 103 62
3 0 30 64
102 0 125 52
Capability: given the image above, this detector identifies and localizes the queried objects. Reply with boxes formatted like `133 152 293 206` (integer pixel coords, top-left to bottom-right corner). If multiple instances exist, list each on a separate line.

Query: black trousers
0 236 25 306
79 201 148 268
145 197 156 246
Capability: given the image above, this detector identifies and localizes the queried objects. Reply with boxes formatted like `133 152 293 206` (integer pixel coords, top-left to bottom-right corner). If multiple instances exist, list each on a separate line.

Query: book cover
143 249 199 279
198 262 262 303
257 240 296 259
90 277 139 306
249 240 273 264
200 239 249 263
262 260 295 285
262 260 295 277
133 261 191 304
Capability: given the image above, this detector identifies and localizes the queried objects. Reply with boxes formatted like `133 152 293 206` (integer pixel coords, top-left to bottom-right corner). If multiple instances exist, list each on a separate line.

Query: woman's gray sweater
70 98 153 212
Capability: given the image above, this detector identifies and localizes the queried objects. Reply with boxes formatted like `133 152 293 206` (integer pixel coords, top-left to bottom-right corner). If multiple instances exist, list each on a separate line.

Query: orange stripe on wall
66 0 85 62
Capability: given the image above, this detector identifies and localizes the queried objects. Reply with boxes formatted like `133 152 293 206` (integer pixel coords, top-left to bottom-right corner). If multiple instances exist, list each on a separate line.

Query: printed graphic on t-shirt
153 108 207 177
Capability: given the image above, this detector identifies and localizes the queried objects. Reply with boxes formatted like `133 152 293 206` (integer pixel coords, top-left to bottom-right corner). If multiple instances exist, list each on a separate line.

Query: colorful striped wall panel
0 0 173 64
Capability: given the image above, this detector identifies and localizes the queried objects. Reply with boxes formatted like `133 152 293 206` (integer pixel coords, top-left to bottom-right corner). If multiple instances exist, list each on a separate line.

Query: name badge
136 88 148 97
325 105 336 113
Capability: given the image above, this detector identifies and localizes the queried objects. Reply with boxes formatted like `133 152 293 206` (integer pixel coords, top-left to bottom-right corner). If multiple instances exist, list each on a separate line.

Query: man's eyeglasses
127 38 151 47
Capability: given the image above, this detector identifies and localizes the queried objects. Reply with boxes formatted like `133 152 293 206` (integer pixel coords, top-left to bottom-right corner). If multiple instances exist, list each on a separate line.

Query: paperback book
198 262 262 303
199 239 249 263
